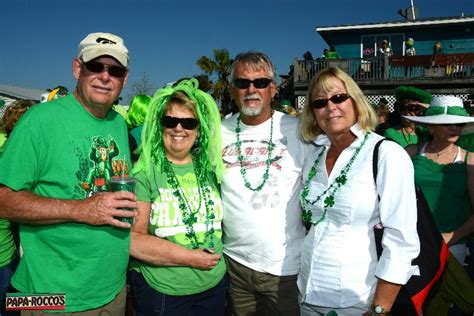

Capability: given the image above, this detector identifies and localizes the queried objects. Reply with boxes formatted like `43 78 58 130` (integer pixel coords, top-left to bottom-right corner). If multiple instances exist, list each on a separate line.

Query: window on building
361 34 405 57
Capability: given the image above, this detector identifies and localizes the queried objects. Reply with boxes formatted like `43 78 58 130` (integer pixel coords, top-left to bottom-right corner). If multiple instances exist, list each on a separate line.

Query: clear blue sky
1 0 473 102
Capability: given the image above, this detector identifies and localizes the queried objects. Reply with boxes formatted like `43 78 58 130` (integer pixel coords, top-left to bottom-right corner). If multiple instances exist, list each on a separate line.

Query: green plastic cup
108 177 136 224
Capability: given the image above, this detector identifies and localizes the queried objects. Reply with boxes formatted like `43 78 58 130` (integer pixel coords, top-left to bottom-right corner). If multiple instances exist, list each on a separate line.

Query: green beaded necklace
301 133 369 226
235 113 274 192
163 156 216 249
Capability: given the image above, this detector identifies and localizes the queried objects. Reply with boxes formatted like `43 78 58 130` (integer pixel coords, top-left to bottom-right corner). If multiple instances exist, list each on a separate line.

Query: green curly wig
134 78 224 183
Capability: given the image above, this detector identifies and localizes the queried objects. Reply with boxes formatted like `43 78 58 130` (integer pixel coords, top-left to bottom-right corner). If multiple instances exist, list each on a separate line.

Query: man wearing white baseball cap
0 32 135 315
78 32 129 68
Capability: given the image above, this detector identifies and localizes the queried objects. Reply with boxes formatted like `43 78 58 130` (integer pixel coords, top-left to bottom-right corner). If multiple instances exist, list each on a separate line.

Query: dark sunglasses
160 116 199 130
400 103 422 112
233 78 273 89
83 61 127 78
440 123 466 128
311 93 350 109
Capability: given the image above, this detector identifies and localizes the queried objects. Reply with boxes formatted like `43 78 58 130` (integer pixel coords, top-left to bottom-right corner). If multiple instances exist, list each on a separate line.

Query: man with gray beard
220 51 314 315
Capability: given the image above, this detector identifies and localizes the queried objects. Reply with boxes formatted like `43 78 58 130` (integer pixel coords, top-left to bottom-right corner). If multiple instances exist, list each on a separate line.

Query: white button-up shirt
298 125 420 308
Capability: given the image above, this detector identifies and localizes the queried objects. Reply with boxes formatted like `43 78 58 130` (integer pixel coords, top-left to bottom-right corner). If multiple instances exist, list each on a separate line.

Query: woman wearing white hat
405 95 474 264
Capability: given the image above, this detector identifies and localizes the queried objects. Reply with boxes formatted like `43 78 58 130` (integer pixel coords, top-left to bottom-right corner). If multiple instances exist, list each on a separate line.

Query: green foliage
196 48 232 110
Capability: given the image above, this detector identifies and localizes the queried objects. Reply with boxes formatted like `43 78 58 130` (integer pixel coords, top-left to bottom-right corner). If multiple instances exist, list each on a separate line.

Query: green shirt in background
131 163 226 296
0 95 132 312
0 219 16 268
457 133 474 152
413 155 471 234
0 143 16 269
0 132 7 151
384 125 430 148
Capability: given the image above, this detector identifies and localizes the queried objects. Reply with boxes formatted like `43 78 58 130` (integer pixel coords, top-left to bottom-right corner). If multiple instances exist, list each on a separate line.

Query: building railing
293 53 474 84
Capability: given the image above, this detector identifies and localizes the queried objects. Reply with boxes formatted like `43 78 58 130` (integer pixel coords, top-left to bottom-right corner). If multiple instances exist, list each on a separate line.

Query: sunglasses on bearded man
233 78 273 89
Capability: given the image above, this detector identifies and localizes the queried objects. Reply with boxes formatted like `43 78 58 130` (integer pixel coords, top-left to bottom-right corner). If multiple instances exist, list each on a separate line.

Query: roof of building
316 15 474 32
0 84 48 101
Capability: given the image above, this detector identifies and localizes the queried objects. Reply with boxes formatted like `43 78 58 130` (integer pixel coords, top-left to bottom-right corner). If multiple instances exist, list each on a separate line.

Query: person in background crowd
220 51 314 315
405 95 474 265
405 38 416 56
274 99 298 116
125 94 151 163
0 99 37 144
129 78 226 316
320 49 329 59
112 97 129 120
373 98 390 135
456 97 474 280
325 45 340 59
404 95 474 316
379 40 393 57
39 85 69 103
299 67 419 315
0 99 36 316
0 32 136 315
384 86 431 147
432 41 443 67
303 51 314 61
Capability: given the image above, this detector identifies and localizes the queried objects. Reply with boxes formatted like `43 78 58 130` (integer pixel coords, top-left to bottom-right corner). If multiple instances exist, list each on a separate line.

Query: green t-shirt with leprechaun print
0 95 131 312
131 162 226 295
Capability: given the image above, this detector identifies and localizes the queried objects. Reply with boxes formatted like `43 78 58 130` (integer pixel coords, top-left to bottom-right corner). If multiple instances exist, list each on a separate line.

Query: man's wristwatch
369 304 390 315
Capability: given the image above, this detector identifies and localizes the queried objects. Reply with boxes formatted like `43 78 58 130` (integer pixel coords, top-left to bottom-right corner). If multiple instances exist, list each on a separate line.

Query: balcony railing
293 53 474 84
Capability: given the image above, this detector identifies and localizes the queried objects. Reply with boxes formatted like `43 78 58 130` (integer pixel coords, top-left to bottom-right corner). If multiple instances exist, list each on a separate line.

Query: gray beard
240 104 263 117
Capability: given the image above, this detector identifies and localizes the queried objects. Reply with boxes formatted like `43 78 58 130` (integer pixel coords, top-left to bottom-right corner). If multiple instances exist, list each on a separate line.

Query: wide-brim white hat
403 95 474 125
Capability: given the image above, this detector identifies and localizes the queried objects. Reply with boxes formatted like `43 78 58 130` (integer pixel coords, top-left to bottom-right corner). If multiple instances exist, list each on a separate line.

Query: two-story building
289 7 474 110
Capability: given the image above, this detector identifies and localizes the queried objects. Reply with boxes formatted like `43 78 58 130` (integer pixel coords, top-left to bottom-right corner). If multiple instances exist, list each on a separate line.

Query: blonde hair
301 67 377 141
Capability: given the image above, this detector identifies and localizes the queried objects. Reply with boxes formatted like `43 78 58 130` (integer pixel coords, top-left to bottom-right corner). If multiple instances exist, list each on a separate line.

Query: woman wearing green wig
129 78 226 315
126 94 151 162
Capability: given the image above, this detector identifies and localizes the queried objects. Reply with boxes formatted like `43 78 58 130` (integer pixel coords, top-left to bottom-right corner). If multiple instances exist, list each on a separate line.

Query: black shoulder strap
372 138 386 184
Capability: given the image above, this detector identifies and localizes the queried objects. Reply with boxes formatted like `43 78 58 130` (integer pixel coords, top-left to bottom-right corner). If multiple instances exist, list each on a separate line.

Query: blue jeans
0 256 19 316
129 270 226 316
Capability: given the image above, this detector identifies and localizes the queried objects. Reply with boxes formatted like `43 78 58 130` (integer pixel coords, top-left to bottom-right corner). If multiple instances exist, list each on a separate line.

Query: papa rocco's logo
96 37 116 45
6 293 66 311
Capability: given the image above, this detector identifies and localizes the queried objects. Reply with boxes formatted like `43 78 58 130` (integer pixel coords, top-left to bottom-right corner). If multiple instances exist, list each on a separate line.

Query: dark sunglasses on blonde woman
311 93 350 109
83 61 127 78
160 116 199 130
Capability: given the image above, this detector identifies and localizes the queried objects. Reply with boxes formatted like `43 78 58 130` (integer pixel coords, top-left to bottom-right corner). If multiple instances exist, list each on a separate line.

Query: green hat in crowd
280 100 291 107
395 86 432 104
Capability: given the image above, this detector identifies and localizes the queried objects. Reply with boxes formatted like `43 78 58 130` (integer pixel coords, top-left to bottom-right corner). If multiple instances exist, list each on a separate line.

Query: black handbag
372 139 449 315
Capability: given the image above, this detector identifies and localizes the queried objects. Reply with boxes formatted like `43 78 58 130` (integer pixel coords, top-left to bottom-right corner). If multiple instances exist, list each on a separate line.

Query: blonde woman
298 67 419 315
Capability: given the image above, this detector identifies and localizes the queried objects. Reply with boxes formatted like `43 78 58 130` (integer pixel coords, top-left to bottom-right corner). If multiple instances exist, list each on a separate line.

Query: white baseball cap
77 32 129 67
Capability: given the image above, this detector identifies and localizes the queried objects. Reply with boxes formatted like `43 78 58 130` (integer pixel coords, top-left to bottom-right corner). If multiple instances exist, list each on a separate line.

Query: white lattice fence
296 94 470 112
